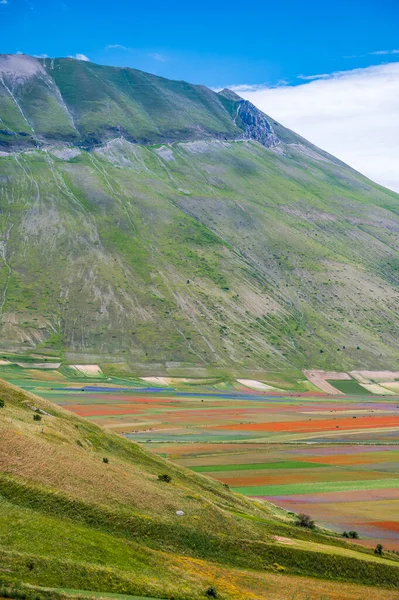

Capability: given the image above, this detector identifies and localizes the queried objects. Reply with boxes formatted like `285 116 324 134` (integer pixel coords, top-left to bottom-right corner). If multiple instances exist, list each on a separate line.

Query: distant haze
231 62 399 193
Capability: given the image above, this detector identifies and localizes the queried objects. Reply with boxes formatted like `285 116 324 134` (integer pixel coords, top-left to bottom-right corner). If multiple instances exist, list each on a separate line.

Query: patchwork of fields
3 363 399 550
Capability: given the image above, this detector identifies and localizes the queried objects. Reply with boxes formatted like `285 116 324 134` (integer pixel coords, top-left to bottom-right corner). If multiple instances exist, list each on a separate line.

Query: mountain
0 53 398 372
2 378 399 600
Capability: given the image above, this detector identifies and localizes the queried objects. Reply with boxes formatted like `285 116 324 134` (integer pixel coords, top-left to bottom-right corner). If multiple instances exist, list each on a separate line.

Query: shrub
375 544 384 556
102 457 109 463
33 414 41 421
296 513 315 529
158 473 172 482
205 586 217 598
0 398 4 408
348 530 359 539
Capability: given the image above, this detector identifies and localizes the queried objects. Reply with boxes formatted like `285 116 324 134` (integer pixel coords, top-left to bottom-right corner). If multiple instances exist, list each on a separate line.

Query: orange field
370 521 399 533
300 454 395 465
217 414 399 432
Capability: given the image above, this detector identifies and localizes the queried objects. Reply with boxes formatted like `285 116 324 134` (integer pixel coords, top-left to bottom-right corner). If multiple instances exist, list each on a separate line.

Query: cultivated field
3 363 399 550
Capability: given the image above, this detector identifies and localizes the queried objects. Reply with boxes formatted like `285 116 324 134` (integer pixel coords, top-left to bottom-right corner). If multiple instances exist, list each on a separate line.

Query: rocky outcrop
236 100 279 147
218 88 279 148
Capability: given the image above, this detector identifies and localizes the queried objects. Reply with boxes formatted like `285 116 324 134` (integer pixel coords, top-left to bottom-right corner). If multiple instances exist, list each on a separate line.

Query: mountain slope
0 54 274 149
2 378 399 599
0 54 398 371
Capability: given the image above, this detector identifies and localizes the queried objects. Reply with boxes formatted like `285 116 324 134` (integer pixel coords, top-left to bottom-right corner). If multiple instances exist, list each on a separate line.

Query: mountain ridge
0 54 280 150
0 54 398 371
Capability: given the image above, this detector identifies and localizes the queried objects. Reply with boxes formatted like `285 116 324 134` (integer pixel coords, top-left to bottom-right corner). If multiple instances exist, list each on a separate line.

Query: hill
2 378 399 599
0 54 398 371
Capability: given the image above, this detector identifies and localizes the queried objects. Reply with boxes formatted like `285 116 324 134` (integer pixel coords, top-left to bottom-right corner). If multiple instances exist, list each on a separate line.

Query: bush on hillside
343 530 359 539
296 513 315 529
102 457 109 463
33 414 41 421
158 473 172 482
348 530 359 539
0 398 4 408
375 544 384 556
205 586 217 598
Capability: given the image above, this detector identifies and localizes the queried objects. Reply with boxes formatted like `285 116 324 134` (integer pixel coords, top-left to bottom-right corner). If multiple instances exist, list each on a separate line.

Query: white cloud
297 73 330 81
230 62 399 193
34 53 48 58
0 1 9 5
106 44 128 50
370 49 399 56
149 53 167 62
69 53 90 61
345 49 399 59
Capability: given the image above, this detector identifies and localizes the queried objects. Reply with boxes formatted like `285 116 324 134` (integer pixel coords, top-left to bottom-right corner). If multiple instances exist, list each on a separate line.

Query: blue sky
1 0 399 87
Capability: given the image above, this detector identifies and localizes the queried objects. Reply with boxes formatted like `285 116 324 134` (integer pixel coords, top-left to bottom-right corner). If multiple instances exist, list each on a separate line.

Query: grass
233 478 399 497
328 380 373 395
55 590 165 599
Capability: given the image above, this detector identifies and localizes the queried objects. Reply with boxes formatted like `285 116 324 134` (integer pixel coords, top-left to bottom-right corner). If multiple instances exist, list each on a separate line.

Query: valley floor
3 362 399 549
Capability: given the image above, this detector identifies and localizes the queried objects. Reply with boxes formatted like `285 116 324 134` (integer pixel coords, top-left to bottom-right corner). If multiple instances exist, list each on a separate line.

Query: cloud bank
231 62 399 193
69 53 90 62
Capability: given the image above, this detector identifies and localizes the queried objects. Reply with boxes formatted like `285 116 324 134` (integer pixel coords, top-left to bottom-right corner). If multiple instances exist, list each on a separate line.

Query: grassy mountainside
0 55 251 149
0 54 398 371
2 378 399 599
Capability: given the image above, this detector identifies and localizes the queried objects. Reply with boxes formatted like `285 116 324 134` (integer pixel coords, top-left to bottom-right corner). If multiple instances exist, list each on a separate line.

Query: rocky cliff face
217 87 279 148
237 99 280 147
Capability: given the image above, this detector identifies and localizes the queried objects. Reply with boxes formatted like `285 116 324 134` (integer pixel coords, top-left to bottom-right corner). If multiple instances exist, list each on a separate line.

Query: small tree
0 398 4 408
348 530 359 539
158 474 172 483
33 414 42 421
102 457 109 463
206 586 217 598
296 513 315 529
375 544 383 556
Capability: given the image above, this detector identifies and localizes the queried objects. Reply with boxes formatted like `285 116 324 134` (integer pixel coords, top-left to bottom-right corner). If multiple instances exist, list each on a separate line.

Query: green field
328 380 374 395
233 479 399 497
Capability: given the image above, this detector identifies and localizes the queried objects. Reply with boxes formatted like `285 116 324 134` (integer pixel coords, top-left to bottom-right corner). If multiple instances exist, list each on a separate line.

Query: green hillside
2 378 399 600
0 55 250 148
0 54 398 371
